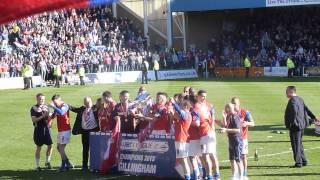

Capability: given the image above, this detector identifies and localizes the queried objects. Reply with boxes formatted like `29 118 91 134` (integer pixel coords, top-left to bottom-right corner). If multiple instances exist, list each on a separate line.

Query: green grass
0 77 320 180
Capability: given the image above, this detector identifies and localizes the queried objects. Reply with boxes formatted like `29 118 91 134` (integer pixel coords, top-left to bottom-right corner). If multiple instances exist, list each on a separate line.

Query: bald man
69 97 99 170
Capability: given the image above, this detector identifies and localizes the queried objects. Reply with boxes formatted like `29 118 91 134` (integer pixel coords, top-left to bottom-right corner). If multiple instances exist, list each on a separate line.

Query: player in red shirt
99 91 117 132
181 89 202 180
113 90 140 133
50 94 73 172
139 92 170 135
171 98 192 180
188 108 202 179
152 92 170 134
194 90 220 180
231 97 255 179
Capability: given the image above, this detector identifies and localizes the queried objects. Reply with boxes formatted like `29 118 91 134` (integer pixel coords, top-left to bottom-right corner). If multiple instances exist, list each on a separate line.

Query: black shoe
35 167 42 171
58 160 67 172
81 166 88 171
45 162 52 169
58 166 67 172
302 162 308 166
290 164 302 168
65 159 74 170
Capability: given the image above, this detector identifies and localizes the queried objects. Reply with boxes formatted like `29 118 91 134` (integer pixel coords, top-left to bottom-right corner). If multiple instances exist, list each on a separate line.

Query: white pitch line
220 146 320 163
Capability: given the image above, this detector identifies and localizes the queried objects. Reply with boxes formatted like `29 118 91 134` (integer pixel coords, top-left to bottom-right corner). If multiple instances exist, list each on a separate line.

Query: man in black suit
284 86 318 168
70 97 99 170
141 59 149 84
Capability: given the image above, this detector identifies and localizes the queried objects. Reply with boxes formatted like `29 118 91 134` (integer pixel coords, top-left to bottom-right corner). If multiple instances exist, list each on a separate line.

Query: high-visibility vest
143 61 149 71
53 65 61 76
244 58 251 68
78 67 85 76
153 60 159 71
287 58 295 69
22 66 28 77
22 65 33 77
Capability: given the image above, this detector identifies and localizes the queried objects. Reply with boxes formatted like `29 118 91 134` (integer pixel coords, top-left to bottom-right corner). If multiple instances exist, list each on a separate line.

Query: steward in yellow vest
53 64 61 88
78 65 85 85
244 56 251 78
287 57 295 78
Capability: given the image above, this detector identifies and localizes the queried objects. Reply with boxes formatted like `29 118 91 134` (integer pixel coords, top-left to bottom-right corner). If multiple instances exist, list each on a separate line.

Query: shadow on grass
248 165 289 169
250 124 287 132
304 128 320 137
250 172 320 177
250 139 320 144
0 169 180 180
0 169 101 180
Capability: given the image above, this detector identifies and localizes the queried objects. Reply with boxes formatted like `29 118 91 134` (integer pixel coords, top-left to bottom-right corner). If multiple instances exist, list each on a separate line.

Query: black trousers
288 68 294 78
142 71 148 84
81 131 90 167
54 75 60 88
245 67 250 78
23 77 28 89
154 70 158 81
289 129 307 166
80 76 85 85
24 77 32 89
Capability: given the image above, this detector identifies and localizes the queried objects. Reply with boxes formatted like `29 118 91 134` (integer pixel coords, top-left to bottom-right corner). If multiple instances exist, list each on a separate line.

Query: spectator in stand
39 58 47 84
208 57 216 77
113 51 120 72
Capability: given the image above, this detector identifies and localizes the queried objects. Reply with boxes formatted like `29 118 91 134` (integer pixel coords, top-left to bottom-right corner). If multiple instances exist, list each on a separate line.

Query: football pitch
0 77 320 180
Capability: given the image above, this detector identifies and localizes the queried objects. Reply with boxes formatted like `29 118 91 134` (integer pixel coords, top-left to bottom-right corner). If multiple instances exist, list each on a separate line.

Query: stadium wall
0 69 198 90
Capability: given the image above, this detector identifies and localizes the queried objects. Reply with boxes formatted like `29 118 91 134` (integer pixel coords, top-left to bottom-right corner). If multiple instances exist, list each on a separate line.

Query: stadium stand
0 6 196 82
207 7 320 69
1 3 320 81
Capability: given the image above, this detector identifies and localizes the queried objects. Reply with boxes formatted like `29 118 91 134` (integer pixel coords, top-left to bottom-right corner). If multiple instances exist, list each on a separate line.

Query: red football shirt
194 101 214 137
99 101 116 132
152 104 169 132
174 111 192 142
238 108 250 140
188 117 201 141
56 111 71 132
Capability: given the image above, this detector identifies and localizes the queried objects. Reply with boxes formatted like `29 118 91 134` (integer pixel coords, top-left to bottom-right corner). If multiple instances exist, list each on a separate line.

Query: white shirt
82 108 98 130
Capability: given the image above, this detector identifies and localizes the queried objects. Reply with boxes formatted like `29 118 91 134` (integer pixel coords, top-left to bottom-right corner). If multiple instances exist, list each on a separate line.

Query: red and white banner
100 118 121 173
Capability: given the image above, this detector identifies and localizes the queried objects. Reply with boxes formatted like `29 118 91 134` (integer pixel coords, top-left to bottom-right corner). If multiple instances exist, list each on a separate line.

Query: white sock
35 158 40 168
46 155 51 163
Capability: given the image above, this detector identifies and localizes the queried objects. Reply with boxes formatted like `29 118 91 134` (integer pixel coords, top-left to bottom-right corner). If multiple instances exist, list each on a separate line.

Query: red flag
0 0 88 24
100 117 121 173
0 0 117 24
138 122 153 144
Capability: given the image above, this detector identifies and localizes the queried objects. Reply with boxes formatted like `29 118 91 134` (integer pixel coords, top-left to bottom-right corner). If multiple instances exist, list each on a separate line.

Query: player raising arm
49 94 73 172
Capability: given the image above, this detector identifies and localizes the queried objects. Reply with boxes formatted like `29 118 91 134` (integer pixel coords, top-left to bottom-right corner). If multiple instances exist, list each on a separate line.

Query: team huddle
30 86 255 180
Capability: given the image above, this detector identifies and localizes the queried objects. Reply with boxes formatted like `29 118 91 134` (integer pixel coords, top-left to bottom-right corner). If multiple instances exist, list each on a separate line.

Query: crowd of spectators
0 6 197 80
1 6 320 80
208 7 320 69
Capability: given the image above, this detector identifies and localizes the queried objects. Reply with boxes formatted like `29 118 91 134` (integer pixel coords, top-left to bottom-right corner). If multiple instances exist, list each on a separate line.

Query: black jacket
70 105 100 135
284 96 316 130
